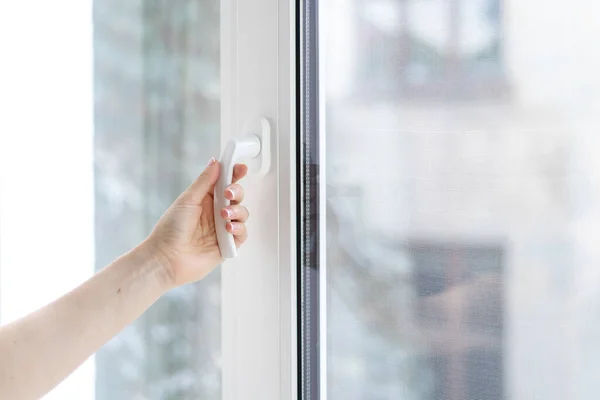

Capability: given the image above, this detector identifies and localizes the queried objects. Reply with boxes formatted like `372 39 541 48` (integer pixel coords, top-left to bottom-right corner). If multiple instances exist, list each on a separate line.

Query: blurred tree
93 0 220 399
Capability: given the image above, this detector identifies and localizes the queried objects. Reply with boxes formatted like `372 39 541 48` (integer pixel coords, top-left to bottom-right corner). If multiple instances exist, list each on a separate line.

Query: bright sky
0 1 95 399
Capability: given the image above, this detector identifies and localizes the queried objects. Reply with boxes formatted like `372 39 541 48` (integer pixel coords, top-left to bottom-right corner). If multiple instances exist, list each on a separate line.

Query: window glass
94 1 221 399
321 0 600 399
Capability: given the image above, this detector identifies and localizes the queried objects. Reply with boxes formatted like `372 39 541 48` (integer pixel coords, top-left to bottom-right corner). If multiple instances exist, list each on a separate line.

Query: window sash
220 0 298 399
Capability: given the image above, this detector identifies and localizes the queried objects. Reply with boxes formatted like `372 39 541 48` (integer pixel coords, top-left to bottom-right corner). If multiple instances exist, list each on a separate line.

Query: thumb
180 158 220 204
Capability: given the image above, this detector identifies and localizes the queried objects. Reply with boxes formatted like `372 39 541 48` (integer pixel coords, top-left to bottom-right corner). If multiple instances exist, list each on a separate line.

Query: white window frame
220 0 298 399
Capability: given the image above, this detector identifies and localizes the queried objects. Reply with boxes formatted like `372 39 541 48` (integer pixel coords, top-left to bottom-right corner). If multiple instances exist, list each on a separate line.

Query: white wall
0 1 95 399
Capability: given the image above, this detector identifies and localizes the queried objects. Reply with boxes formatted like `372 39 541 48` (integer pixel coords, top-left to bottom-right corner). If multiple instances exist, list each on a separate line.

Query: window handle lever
214 117 271 259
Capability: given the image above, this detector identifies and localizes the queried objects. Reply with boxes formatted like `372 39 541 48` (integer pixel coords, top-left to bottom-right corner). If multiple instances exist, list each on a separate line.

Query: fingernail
222 208 233 218
226 222 236 231
207 157 216 167
226 188 235 199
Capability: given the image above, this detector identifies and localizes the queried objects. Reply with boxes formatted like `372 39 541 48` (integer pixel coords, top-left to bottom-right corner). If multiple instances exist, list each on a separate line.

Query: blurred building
325 0 600 399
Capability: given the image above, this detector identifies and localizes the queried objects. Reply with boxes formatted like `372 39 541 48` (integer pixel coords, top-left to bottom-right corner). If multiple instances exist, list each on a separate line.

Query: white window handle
214 117 271 259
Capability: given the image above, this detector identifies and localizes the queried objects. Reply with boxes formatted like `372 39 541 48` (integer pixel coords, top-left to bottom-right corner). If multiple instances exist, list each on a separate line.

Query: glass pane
321 1 600 400
94 1 220 399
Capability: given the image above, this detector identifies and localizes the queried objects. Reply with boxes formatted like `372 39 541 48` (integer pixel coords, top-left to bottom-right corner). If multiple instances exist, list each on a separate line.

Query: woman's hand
0 158 248 399
145 158 249 288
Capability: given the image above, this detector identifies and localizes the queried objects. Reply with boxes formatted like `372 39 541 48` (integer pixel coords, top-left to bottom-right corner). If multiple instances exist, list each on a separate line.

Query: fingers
221 204 249 223
226 221 248 247
224 170 248 248
178 161 247 206
180 158 220 204
232 164 249 184
225 183 244 204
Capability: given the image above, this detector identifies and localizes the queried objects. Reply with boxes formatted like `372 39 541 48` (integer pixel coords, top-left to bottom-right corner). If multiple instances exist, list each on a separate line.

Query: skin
0 158 249 400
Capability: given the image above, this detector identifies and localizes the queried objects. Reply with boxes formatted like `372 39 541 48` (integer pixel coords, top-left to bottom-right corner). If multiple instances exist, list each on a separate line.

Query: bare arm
0 244 170 399
0 160 250 399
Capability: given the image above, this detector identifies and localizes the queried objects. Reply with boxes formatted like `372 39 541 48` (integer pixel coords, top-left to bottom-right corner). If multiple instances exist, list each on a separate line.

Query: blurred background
324 0 600 399
93 1 221 399
1 0 600 399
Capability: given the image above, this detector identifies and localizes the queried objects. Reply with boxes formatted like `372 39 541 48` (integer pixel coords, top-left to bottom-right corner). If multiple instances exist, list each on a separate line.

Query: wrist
134 239 176 292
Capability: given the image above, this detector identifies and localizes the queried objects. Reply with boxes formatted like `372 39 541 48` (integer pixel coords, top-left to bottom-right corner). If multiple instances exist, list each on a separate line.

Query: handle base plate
244 117 271 176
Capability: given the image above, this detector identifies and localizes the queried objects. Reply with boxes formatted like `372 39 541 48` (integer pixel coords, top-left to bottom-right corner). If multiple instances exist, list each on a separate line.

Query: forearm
0 242 171 399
